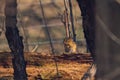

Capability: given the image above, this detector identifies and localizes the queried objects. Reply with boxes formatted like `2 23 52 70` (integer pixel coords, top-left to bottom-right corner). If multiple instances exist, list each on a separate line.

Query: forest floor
0 52 93 80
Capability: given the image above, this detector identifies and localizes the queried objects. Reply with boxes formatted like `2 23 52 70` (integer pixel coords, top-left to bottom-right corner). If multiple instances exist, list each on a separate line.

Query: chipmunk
63 37 77 53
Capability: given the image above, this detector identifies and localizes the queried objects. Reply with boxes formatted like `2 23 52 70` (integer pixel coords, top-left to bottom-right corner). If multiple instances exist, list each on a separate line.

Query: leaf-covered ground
0 52 92 80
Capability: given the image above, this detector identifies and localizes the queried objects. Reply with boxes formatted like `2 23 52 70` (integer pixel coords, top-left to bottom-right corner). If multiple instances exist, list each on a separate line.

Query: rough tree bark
77 0 96 61
77 0 120 79
5 0 27 80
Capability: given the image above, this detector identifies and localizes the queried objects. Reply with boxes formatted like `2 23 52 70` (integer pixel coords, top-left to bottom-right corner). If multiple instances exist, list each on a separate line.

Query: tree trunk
77 0 120 79
5 0 27 80
77 0 96 61
95 0 120 79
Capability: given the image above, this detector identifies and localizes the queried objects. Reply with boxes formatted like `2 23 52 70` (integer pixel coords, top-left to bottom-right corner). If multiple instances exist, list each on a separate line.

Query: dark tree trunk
95 0 120 79
5 0 27 80
77 0 96 61
77 0 120 79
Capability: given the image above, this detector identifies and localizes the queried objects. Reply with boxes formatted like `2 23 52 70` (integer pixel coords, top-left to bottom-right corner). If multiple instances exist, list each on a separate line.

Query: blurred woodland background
0 0 94 80
0 0 86 54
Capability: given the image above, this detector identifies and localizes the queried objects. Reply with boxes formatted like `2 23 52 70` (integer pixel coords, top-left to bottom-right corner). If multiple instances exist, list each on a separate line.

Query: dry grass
0 63 90 80
0 52 92 80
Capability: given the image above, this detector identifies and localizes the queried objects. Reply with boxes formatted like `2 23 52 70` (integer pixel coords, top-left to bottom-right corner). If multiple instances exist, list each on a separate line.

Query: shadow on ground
0 76 13 80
